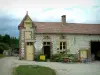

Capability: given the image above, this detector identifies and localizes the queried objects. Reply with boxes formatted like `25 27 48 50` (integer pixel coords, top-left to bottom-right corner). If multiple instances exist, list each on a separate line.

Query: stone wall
35 34 100 55
20 28 34 58
67 35 100 54
20 31 100 58
35 34 66 54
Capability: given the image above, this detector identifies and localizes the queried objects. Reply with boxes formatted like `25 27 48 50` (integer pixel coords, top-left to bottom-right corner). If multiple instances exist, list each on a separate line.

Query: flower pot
64 58 69 63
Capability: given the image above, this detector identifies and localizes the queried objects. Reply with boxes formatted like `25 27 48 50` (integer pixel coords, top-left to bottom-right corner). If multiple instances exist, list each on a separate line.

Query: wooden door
26 42 34 60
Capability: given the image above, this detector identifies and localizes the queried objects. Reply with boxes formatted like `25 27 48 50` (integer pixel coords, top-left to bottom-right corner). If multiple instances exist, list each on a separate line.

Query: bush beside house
34 49 89 63
34 51 79 63
51 53 78 63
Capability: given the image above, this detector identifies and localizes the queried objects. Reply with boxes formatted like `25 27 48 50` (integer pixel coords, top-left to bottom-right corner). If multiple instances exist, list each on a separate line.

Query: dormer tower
18 11 36 60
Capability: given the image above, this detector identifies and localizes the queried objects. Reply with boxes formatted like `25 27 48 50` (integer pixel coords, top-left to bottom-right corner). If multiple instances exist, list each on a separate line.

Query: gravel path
0 57 100 75
0 57 14 75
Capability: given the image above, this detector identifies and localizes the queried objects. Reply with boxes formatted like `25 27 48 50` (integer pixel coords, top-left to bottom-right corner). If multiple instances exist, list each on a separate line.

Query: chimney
61 15 66 25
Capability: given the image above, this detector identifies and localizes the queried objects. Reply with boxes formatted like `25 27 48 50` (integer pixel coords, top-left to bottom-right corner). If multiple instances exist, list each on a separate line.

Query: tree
0 34 19 51
3 34 10 45
0 43 10 54
0 43 9 50
10 37 19 49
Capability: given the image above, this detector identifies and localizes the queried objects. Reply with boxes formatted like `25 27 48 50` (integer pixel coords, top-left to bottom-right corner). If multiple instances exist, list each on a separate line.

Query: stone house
18 12 100 61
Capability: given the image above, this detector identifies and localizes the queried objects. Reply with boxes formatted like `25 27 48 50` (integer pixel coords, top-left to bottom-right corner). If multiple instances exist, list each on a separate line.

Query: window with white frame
57 41 66 53
57 35 67 53
60 42 66 50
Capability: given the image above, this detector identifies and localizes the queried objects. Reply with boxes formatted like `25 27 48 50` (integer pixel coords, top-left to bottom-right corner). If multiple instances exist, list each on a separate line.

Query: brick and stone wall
67 35 100 54
35 34 100 55
20 28 35 58
20 30 100 58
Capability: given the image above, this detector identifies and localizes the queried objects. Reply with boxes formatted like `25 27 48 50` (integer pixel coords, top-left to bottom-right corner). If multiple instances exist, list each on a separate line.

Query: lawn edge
12 65 56 75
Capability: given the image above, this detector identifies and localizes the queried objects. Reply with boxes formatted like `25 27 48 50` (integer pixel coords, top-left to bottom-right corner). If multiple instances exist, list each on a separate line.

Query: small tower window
27 42 33 45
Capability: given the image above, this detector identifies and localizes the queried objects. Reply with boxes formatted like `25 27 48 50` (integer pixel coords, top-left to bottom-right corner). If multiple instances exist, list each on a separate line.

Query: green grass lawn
14 65 56 75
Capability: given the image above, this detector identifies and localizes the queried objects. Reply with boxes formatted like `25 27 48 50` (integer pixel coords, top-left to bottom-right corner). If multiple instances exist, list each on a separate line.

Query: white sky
0 0 99 22
0 0 100 37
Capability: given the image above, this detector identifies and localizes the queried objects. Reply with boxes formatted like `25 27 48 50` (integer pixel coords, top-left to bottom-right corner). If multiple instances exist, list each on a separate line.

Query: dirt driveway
0 57 16 75
0 57 100 75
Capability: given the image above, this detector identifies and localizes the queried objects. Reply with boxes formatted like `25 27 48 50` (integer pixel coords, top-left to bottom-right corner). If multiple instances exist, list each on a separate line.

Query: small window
60 46 62 49
27 42 30 45
63 42 66 45
47 42 50 45
27 42 33 45
63 46 66 49
30 42 33 45
60 42 62 45
60 42 66 50
43 42 46 45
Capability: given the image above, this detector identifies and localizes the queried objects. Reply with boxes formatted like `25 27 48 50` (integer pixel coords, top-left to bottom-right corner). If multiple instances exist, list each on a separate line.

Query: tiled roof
33 22 100 34
18 13 100 34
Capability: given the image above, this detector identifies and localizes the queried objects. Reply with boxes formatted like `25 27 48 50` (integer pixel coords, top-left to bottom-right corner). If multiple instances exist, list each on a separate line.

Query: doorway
43 42 51 59
26 42 34 60
91 41 100 60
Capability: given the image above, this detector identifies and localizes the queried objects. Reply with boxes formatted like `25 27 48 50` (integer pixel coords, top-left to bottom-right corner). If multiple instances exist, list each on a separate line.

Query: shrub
65 54 78 62
34 53 40 61
51 53 64 62
51 53 78 63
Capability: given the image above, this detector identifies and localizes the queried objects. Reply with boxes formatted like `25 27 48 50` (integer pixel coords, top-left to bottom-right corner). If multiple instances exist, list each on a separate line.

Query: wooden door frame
42 41 52 59
24 42 34 60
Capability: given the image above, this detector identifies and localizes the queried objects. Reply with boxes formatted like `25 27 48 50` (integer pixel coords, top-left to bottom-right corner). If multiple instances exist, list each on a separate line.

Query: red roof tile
33 22 100 34
18 13 100 34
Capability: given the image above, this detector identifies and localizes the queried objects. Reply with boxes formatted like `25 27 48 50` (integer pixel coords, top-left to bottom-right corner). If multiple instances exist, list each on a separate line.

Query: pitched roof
33 22 100 34
18 13 100 34
18 12 36 29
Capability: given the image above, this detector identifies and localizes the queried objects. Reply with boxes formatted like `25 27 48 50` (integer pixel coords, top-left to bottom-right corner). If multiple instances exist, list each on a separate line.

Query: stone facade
67 35 100 53
20 33 100 58
21 34 100 55
35 34 100 54
18 12 100 61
